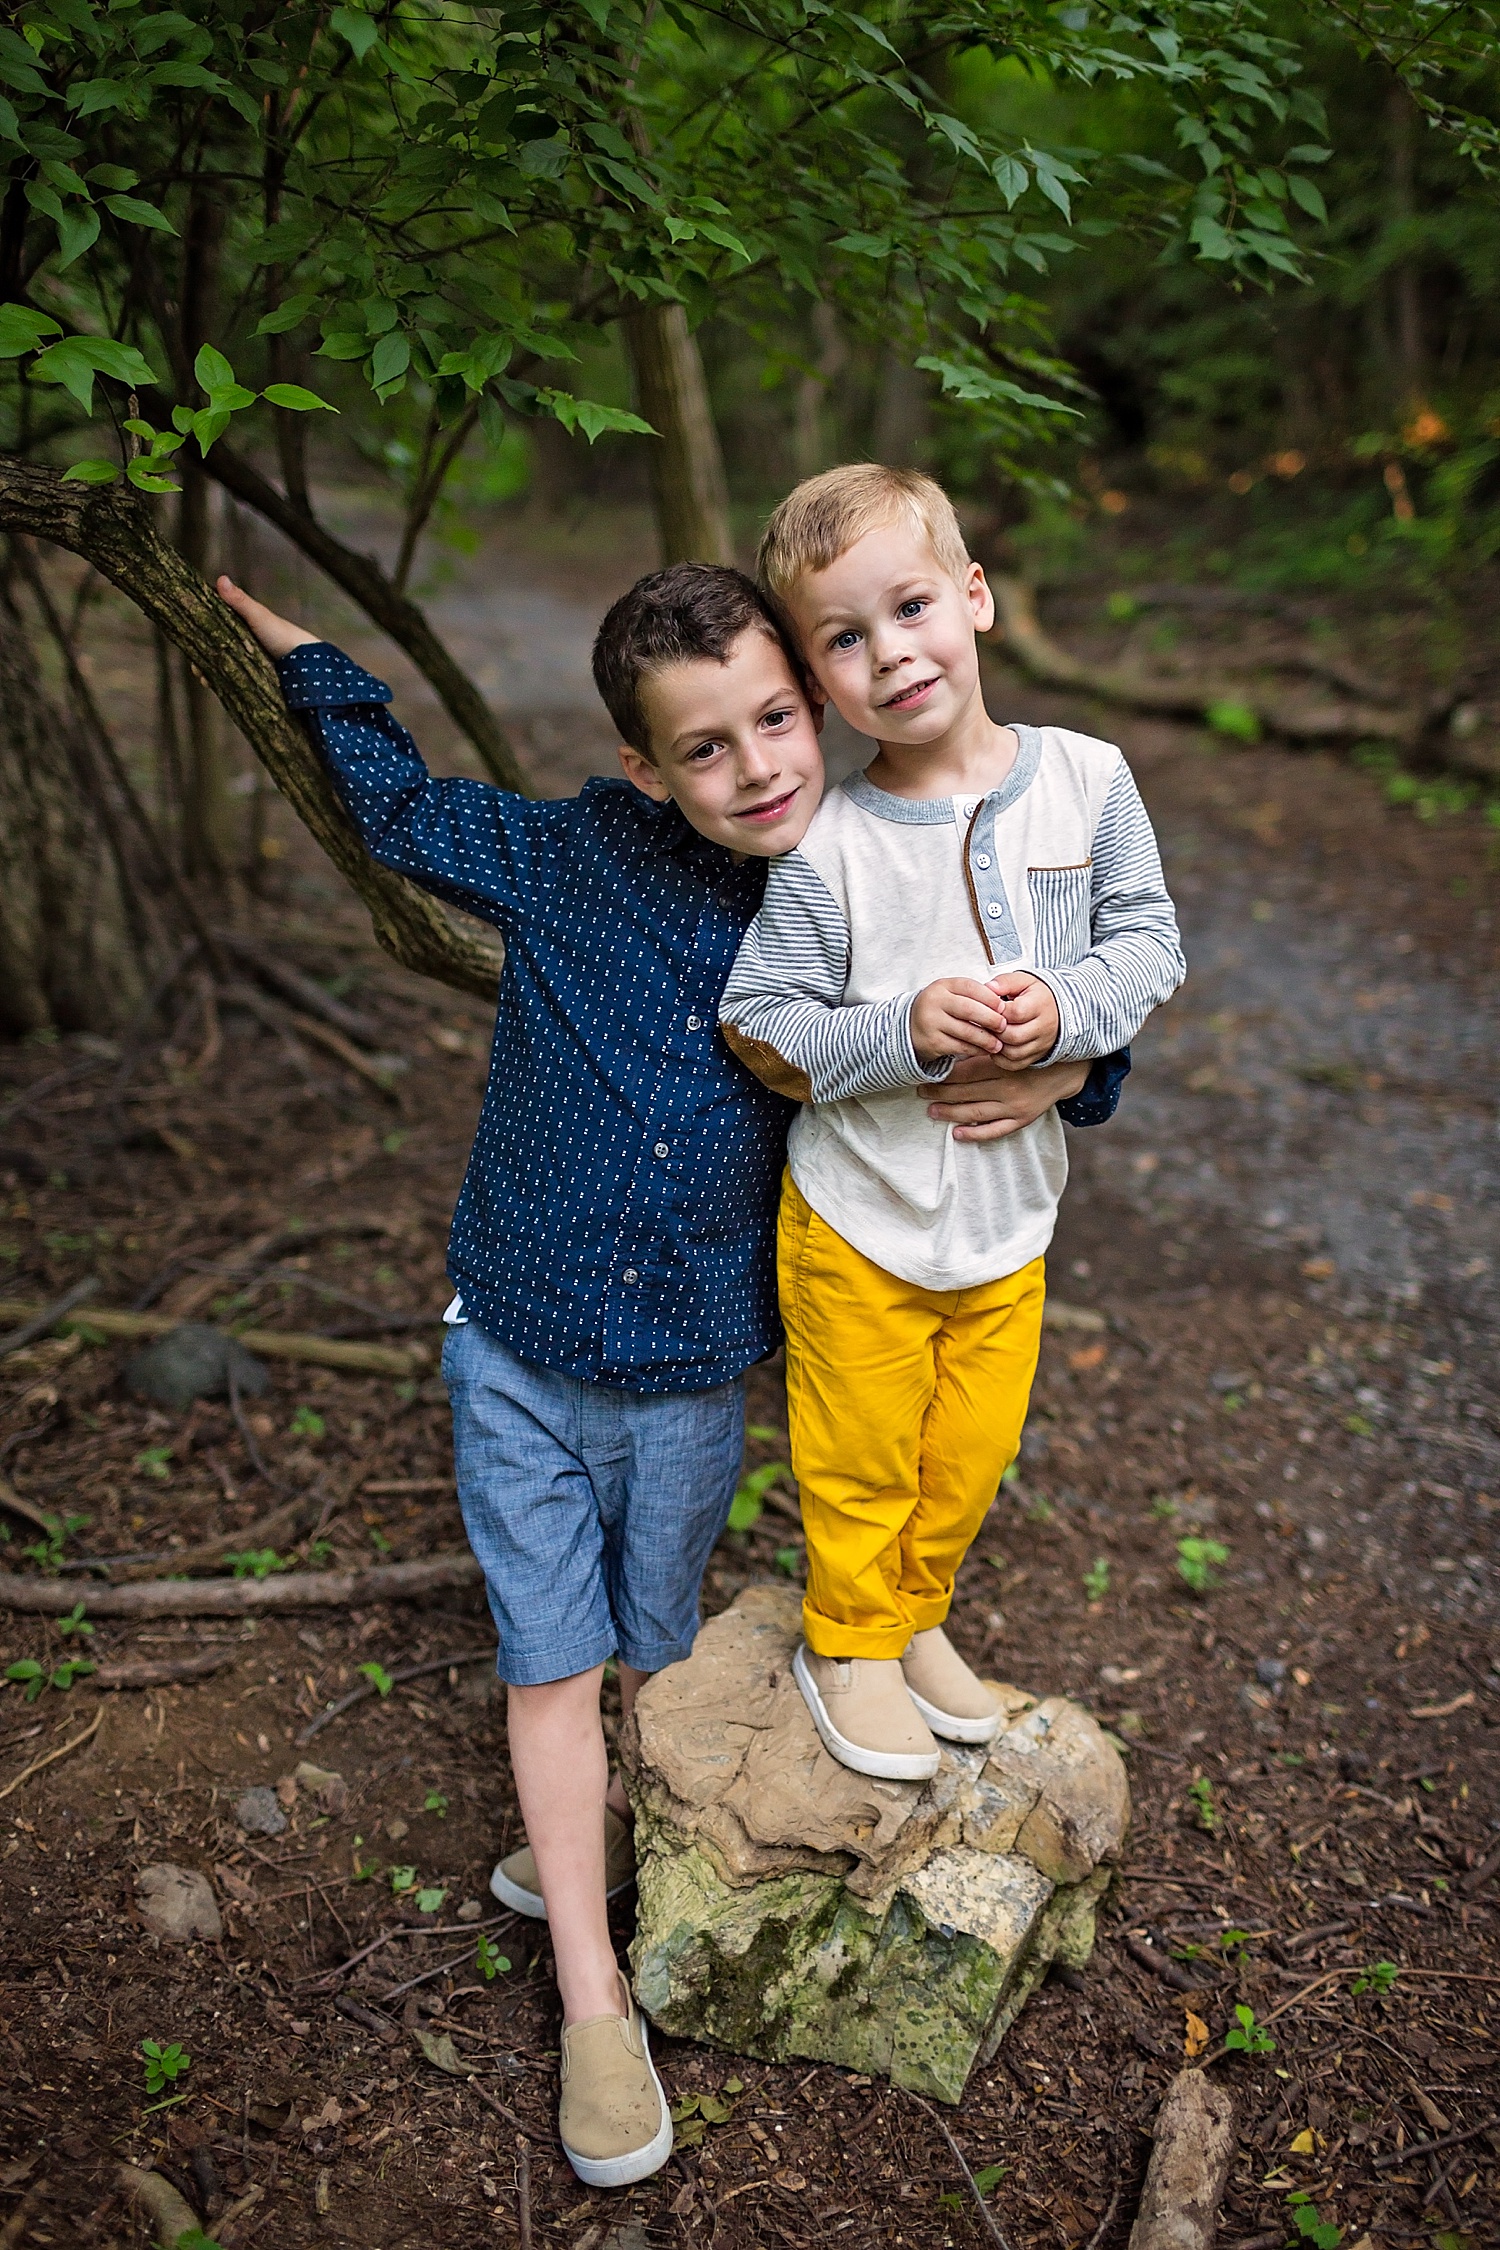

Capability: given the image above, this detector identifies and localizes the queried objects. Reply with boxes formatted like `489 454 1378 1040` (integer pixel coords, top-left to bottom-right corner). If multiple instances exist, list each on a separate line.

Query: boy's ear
966 561 996 635
808 682 827 735
617 742 671 802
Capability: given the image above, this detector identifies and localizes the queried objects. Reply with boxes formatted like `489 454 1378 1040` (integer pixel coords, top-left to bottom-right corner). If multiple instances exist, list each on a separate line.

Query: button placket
966 794 1021 960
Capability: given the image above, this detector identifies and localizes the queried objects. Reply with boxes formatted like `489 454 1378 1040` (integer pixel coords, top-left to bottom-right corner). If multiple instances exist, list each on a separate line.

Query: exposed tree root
987 575 1456 753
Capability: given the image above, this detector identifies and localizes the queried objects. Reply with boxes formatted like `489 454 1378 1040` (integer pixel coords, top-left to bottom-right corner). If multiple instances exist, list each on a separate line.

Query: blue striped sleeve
718 851 949 1102
1033 761 1185 1063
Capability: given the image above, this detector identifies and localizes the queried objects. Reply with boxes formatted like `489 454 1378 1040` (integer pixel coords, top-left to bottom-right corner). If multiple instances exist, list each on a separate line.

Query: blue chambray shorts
442 1318 745 1687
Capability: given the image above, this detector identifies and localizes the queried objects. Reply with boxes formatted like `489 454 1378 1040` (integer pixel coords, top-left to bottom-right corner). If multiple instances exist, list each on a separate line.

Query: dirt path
1 530 1495 2250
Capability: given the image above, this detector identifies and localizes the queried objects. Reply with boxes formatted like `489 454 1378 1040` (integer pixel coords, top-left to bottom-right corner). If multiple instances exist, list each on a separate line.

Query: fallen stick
1462 1837 1500 1896
0 1551 481 1616
904 2090 1012 2250
117 2163 204 2250
0 1472 57 1540
1123 1934 1209 1993
1127 2067 1235 2250
986 576 1440 748
1373 2112 1500 2172
93 1648 238 1689
305 1909 515 1987
0 1275 100 1361
0 1706 104 1801
297 1645 494 1744
0 1297 429 1376
215 931 384 1045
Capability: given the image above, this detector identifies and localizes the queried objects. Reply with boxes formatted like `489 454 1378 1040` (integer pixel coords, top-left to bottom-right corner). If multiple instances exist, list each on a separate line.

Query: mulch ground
1 651 1497 2250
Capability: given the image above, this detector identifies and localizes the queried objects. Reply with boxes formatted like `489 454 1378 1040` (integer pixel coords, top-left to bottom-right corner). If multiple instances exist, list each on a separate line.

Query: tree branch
0 459 503 1000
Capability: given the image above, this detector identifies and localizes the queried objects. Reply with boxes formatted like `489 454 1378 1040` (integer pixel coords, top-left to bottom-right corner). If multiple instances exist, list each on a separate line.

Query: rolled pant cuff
801 1605 914 1662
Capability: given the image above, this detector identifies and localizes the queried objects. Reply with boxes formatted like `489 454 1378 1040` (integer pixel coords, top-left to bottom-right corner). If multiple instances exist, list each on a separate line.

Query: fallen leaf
300 2096 344 2132
1410 1691 1474 1719
1184 2009 1209 2058
1069 1342 1108 1371
1289 2128 1317 2154
415 2028 475 2078
1301 1258 1335 1279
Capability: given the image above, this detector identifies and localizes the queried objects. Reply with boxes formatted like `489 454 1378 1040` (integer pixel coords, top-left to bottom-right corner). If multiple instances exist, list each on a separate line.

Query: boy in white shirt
719 465 1185 1779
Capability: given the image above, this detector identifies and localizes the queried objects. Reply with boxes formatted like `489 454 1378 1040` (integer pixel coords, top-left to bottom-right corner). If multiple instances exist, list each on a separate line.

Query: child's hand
910 977 1007 1063
987 971 1060 1066
217 575 320 659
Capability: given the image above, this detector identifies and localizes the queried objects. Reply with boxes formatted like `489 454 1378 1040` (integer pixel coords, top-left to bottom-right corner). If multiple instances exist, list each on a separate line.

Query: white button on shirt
654 1142 670 1158
975 852 992 869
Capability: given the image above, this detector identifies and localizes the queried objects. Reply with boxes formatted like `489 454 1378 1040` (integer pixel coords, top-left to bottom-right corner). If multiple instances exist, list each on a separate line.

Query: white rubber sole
489 1862 635 1921
793 1644 940 1781
906 1683 1003 1745
560 2019 675 2188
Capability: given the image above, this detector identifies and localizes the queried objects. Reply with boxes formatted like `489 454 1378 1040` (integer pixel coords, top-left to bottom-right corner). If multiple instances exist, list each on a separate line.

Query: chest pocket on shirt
1027 863 1092 967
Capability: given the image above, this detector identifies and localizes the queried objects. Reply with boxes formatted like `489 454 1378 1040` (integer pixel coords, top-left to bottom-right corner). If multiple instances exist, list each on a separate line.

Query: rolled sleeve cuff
1058 1049 1130 1128
895 996 954 1087
278 643 393 711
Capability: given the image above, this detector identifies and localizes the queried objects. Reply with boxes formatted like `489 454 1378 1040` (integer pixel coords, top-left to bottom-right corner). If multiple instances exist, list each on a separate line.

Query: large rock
623 1584 1127 2104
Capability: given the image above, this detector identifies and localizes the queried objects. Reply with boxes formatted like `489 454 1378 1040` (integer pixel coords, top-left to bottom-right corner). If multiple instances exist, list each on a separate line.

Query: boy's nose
736 741 781 785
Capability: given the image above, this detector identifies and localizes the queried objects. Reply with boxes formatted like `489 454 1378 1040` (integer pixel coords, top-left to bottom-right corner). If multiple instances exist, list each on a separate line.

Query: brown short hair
591 563 804 760
758 463 971 599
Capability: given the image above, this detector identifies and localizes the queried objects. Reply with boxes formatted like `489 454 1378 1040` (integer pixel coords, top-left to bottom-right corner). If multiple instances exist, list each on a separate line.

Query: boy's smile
617 628 825 855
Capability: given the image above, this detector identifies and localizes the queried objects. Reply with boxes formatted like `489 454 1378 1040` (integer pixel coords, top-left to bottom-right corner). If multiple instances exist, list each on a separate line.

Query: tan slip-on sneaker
558 1973 673 2188
901 1624 1003 1744
793 1644 940 1780
490 1804 635 1920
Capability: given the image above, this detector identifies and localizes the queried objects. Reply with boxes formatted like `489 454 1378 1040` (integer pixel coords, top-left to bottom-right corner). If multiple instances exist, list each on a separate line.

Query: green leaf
1189 214 1234 261
55 203 101 271
1287 173 1327 223
971 2163 1007 2195
415 1887 447 1913
193 342 236 394
540 389 654 443
330 6 380 61
103 192 176 234
256 292 319 336
832 232 892 258
263 382 336 413
370 332 409 388
992 154 1028 207
0 304 62 358
0 95 19 146
359 1660 394 1697
70 80 129 118
61 456 119 482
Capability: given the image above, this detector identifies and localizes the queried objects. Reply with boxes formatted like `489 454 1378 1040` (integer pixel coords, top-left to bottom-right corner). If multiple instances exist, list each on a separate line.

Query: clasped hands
911 969 1060 1069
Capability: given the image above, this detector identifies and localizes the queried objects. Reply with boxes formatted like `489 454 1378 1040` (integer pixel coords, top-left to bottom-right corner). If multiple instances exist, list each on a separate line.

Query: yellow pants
778 1171 1046 1661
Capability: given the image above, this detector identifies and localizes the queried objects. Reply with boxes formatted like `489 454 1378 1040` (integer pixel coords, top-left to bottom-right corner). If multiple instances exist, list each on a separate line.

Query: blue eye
831 629 859 651
897 598 925 619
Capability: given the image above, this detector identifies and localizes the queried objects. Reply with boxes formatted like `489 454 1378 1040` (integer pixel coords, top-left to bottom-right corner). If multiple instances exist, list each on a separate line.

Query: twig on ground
378 1945 489 2002
93 1648 237 1689
0 1275 100 1361
297 1646 495 1744
0 1551 481 1616
0 1706 103 1801
515 2139 533 2250
302 1910 516 1988
0 1472 58 1540
229 1365 287 1492
1372 2113 1499 2172
1082 2184 1121 2250
904 2089 1012 2250
112 1490 321 1583
0 1297 429 1377
1123 1934 1208 1993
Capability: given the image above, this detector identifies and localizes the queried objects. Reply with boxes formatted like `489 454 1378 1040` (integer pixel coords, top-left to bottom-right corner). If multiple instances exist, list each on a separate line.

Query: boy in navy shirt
219 564 1117 2183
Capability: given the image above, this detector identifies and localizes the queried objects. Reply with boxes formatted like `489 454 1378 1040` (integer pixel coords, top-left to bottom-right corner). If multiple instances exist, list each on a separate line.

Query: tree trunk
792 301 846 482
625 302 734 565
0 573 144 1034
0 460 505 1002
872 351 931 466
1387 84 1423 411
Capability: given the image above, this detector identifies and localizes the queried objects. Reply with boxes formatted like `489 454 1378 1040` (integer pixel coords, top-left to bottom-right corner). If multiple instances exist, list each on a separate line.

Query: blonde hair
757 463 971 599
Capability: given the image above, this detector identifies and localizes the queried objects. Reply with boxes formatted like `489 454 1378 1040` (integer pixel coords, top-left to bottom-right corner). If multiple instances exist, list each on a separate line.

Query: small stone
385 1816 409 1842
275 1775 298 1811
292 1761 348 1816
455 1899 483 1923
236 1784 287 1837
1256 1656 1286 1688
125 1322 269 1411
136 1863 223 1943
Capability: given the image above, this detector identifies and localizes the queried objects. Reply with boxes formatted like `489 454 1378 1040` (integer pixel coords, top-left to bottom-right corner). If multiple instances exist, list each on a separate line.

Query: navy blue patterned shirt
280 644 1129 1393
